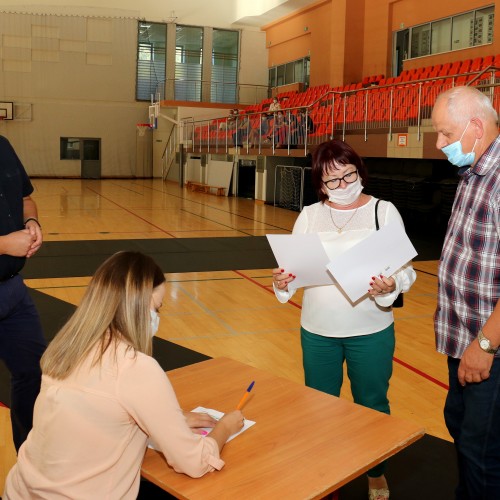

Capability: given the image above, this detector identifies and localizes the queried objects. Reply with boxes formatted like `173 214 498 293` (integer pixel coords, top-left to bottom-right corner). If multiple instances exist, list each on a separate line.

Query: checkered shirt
435 135 500 358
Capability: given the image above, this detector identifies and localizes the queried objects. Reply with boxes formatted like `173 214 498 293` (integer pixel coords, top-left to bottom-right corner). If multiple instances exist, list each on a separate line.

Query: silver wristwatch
478 329 498 354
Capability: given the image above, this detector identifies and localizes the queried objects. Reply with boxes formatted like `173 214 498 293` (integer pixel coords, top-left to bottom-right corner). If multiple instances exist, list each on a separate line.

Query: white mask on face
150 310 160 337
327 178 363 205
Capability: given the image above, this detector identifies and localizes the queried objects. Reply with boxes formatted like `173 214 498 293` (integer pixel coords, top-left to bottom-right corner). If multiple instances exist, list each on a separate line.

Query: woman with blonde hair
4 251 244 499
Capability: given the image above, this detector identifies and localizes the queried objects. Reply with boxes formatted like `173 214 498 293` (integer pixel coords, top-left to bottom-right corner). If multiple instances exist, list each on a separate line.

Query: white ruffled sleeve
373 201 417 307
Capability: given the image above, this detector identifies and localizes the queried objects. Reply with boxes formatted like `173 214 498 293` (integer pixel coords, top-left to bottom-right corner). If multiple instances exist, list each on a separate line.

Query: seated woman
233 112 249 146
4 251 244 499
247 114 269 148
273 111 288 148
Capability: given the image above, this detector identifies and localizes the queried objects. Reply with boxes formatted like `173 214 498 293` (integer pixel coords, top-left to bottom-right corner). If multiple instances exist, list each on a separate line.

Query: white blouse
274 197 416 338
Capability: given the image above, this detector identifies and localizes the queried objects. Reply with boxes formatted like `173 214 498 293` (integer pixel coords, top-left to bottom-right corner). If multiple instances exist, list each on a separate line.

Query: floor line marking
85 186 177 238
234 269 449 390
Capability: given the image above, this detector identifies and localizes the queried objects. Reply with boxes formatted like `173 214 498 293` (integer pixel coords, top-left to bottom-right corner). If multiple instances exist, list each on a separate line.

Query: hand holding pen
209 411 244 450
211 381 254 443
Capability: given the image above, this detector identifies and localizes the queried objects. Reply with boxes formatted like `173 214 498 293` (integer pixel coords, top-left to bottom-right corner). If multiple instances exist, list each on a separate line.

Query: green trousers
300 323 395 478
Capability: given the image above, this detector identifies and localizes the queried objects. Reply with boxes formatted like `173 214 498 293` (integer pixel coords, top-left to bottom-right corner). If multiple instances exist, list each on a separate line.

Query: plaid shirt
435 135 500 359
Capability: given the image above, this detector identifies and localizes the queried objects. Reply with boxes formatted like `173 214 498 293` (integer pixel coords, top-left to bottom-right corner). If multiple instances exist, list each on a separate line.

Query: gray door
81 139 101 179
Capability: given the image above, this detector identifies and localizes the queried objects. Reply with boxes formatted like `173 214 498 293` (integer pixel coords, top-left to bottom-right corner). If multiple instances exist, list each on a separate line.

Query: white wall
0 12 147 177
0 9 268 177
239 30 268 104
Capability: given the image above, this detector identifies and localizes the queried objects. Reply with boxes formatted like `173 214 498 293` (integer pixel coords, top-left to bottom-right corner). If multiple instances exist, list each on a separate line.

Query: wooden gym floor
0 178 449 492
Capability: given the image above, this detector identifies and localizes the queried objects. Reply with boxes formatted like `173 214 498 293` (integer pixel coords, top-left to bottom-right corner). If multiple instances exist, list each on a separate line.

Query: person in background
273 110 288 148
234 111 249 147
4 251 244 499
287 111 299 147
272 139 416 500
431 85 500 499
268 96 281 114
0 135 46 452
226 108 238 132
297 108 315 144
247 114 269 149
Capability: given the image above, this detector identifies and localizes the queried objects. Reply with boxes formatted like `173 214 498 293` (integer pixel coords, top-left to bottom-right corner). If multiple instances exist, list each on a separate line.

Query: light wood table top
141 357 424 500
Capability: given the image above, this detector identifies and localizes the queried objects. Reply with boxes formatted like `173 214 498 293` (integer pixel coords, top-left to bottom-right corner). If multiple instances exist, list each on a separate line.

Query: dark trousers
0 274 46 451
445 356 500 500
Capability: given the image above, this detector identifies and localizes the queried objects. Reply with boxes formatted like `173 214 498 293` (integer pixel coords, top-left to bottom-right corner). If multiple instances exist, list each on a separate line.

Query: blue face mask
441 121 477 167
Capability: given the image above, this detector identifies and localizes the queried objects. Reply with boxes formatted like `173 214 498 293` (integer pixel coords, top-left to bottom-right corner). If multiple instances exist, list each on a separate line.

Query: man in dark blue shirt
0 135 46 451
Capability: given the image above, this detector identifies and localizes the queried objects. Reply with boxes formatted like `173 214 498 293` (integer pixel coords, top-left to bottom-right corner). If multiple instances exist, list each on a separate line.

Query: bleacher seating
189 53 500 152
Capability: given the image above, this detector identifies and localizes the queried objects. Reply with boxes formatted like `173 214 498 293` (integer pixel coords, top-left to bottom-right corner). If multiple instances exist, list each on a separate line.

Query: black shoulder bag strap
374 199 404 308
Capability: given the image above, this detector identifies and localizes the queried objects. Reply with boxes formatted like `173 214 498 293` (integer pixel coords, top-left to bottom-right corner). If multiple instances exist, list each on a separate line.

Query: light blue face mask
441 121 477 167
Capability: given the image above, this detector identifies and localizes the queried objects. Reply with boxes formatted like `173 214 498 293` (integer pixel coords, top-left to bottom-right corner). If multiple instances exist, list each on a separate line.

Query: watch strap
478 329 498 354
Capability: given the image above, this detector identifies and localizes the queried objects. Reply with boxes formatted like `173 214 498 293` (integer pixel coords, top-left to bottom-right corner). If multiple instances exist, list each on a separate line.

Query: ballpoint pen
236 381 255 410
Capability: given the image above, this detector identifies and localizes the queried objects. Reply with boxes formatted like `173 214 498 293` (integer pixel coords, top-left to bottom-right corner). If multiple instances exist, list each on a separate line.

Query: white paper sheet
191 406 256 442
148 407 256 450
266 233 333 291
326 221 417 303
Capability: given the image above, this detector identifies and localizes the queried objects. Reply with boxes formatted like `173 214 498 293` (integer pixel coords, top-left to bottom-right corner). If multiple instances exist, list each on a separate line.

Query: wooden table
141 357 424 500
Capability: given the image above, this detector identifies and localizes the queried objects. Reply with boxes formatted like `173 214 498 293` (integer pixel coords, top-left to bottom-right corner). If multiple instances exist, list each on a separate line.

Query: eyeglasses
322 170 358 190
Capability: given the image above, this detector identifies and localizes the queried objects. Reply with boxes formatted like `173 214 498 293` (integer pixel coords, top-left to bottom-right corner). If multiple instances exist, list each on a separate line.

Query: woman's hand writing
207 410 245 451
272 268 296 292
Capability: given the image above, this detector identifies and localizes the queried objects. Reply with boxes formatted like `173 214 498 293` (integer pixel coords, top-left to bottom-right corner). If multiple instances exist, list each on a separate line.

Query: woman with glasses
272 139 416 500
4 251 244 499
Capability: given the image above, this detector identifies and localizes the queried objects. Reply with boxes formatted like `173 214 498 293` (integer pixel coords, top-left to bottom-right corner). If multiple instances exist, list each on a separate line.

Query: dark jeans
445 356 500 500
0 274 46 451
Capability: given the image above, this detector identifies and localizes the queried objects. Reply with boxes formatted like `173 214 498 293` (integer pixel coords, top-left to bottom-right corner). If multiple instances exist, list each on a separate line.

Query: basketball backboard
0 102 13 120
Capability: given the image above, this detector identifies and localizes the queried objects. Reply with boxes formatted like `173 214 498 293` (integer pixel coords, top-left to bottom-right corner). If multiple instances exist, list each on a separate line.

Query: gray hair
436 86 498 126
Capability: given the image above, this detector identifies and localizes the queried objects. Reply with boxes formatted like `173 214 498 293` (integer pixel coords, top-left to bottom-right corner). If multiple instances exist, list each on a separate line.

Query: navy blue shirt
0 136 34 279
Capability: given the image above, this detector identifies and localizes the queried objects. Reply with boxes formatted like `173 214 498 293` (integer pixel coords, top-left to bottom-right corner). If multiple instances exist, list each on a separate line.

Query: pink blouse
4 342 224 499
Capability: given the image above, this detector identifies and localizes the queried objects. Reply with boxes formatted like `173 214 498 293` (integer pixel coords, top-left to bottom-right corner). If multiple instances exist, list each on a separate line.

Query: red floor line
234 270 449 390
393 357 449 389
232 270 302 309
85 186 178 238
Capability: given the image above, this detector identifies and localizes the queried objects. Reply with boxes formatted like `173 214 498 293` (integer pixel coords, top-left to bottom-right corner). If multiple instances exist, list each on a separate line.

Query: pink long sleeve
4 342 224 499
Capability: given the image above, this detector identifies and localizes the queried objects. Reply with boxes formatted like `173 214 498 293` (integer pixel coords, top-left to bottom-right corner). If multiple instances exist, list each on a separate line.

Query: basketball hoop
136 123 152 137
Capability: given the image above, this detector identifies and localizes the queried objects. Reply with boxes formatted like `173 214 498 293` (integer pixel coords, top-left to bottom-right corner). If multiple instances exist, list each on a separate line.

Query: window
410 24 431 58
452 12 474 50
276 65 285 86
136 22 166 101
269 56 310 89
175 26 203 101
269 67 276 88
396 6 494 62
60 138 81 160
136 23 240 104
211 29 238 103
431 18 451 54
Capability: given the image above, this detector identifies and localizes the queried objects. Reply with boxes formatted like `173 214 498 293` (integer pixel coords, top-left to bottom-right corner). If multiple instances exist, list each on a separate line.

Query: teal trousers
300 324 395 477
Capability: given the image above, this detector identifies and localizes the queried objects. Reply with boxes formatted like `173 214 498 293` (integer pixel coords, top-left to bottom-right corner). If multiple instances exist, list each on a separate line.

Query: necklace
328 203 359 234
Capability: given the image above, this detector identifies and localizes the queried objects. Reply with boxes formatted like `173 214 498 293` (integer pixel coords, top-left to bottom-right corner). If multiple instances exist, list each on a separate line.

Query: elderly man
432 86 500 499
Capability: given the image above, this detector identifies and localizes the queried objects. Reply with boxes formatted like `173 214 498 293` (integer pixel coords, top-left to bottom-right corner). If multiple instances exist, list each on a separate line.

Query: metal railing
155 79 270 105
180 67 500 155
